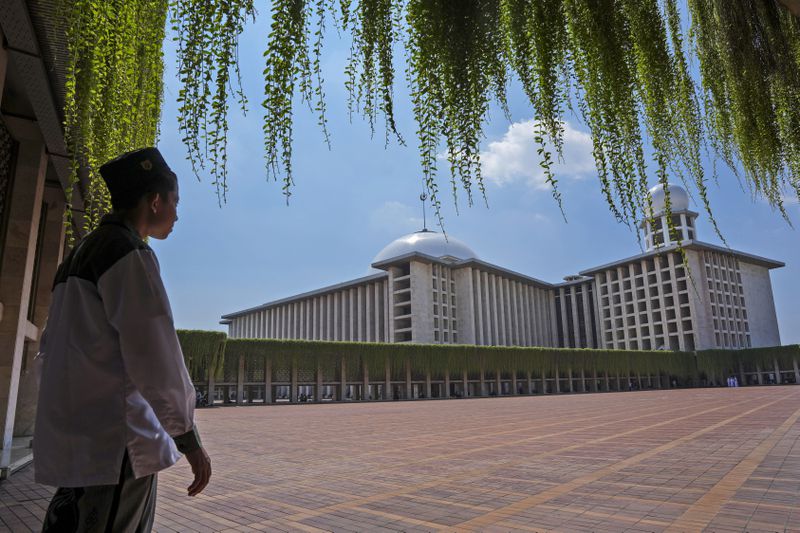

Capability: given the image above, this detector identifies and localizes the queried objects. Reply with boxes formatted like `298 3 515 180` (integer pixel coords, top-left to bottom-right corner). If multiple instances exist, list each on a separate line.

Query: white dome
649 183 690 213
372 230 478 264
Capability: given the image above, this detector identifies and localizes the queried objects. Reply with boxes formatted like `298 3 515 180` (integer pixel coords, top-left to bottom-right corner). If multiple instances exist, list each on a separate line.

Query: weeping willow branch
63 0 800 235
172 0 255 203
62 0 168 240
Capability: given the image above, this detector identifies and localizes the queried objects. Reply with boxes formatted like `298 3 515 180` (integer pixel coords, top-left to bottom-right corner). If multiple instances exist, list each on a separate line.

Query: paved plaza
1 387 799 532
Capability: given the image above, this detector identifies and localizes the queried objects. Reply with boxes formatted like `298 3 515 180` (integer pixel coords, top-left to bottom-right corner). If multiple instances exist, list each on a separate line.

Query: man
33 147 212 531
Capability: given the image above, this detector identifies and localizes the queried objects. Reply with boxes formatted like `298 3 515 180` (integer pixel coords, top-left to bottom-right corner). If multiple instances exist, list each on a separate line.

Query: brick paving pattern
1 387 799 532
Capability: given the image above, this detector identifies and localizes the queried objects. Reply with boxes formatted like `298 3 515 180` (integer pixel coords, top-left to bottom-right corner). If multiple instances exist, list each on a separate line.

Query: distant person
34 148 211 531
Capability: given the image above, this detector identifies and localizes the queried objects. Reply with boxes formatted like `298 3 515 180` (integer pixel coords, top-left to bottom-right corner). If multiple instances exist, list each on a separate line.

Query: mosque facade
221 185 783 352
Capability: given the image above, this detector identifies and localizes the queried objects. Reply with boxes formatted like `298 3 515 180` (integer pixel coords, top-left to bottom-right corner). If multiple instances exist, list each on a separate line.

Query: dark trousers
42 452 157 533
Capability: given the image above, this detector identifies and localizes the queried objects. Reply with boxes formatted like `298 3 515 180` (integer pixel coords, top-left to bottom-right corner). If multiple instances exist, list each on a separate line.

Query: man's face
149 187 179 240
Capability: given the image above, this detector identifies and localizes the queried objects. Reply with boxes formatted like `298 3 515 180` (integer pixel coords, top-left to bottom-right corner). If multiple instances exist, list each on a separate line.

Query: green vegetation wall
177 330 227 382
175 333 798 385
696 345 800 377
174 336 792 384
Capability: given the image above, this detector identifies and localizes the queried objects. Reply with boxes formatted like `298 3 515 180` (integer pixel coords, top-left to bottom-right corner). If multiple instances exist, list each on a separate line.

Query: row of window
703 252 749 348
607 334 694 351
598 253 684 283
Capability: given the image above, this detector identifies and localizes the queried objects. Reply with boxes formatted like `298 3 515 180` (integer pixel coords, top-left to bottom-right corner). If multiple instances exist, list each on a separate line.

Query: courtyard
1 386 799 532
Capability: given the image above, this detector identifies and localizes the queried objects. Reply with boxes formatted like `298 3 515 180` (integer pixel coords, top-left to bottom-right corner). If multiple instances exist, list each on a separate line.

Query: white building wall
410 261 435 343
739 262 780 347
223 247 781 352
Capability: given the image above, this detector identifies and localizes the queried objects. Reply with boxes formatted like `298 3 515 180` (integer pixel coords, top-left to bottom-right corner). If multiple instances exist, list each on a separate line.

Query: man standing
33 148 211 531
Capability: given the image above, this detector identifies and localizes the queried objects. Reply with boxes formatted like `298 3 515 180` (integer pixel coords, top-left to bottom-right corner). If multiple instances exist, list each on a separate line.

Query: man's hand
185 447 211 496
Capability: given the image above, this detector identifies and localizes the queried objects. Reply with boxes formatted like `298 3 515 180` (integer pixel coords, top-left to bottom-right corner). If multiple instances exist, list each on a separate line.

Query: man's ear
146 192 161 213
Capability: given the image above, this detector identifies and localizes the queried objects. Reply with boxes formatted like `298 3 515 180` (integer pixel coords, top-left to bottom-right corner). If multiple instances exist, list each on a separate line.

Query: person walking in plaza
33 147 211 531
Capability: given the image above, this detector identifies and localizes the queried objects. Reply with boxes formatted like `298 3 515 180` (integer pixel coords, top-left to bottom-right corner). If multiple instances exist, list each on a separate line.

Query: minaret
641 183 698 251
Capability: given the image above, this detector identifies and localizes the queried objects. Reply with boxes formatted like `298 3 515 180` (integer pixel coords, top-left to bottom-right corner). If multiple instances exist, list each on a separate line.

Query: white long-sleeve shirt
34 214 200 487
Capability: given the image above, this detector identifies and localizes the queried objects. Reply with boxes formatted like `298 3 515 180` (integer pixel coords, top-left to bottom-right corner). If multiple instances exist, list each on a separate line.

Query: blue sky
152 11 799 345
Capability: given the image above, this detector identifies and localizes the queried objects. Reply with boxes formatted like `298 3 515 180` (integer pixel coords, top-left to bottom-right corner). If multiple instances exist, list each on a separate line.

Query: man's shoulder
55 223 151 287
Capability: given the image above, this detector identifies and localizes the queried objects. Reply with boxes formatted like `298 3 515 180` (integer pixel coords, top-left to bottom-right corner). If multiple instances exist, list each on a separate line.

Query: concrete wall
409 261 434 343
740 262 781 347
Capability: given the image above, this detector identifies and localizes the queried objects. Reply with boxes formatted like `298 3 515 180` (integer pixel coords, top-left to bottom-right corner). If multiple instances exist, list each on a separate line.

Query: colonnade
194 352 800 406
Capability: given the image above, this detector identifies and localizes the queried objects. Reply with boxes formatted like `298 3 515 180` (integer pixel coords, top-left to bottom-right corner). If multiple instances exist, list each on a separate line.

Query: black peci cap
99 147 176 208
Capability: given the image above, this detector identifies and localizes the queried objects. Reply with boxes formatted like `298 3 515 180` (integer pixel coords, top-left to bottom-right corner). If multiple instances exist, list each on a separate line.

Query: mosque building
221 184 783 352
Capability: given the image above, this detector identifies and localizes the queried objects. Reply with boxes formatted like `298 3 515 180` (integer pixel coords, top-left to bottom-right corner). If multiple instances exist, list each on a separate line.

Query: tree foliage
63 0 800 233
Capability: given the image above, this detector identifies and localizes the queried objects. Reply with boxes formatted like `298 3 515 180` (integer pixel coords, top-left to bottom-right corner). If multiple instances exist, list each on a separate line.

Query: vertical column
570 287 580 347
290 361 298 403
510 281 518 346
558 287 568 347
362 360 370 401
568 368 574 393
462 370 469 398
315 361 323 403
549 292 560 347
495 370 501 396
534 286 543 345
236 355 245 404
739 361 747 387
349 289 355 341
479 367 486 397
339 357 347 401
357 286 364 341
793 358 800 385
773 359 782 385
0 125 47 468
384 358 391 400
207 360 216 405
425 370 431 399
490 274 499 345
405 358 412 399
297 302 303 339
264 358 272 404
474 270 484 345
526 371 533 394
325 295 331 340
311 299 317 340
374 282 381 342
555 365 561 393
15 186 67 435
511 373 517 395
365 285 372 342
756 363 764 385
497 278 507 345
384 280 391 343
333 293 340 341
444 371 450 399
582 283 594 348
580 369 587 392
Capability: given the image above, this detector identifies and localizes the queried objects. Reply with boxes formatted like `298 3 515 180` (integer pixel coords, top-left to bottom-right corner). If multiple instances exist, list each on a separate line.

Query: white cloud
369 201 424 233
480 119 595 189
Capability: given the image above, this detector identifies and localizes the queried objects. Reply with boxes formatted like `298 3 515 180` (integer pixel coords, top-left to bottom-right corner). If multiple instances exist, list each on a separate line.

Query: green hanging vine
171 0 255 202
177 329 228 381
62 0 168 239
62 0 800 235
